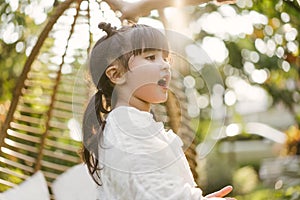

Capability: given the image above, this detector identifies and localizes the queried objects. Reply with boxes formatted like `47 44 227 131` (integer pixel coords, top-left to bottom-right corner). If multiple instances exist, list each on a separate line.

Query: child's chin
153 97 168 104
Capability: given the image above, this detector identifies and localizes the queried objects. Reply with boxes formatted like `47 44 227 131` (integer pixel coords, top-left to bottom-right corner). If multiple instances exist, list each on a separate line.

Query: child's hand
204 185 236 200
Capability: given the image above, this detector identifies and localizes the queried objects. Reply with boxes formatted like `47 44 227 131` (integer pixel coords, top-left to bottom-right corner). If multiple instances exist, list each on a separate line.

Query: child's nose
160 61 170 71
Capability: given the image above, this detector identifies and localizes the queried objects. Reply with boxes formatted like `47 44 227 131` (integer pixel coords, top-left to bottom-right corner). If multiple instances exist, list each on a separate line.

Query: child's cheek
127 64 160 91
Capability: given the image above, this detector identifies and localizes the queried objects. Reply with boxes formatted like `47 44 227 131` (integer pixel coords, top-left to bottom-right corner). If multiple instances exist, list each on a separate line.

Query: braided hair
81 22 169 185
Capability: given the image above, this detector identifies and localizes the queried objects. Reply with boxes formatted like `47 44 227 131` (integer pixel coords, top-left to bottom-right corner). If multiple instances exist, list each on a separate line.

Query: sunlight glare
287 41 298 53
201 37 228 63
274 34 283 45
281 12 290 23
266 39 276 56
137 17 165 30
211 84 225 109
164 7 188 35
68 118 82 141
226 123 241 137
100 1 111 11
188 104 200 118
23 0 53 25
197 10 266 40
249 10 268 25
285 28 297 41
264 25 273 36
185 44 212 65
16 41 24 52
276 46 284 58
183 76 196 88
224 90 237 106
62 64 72 74
281 60 290 72
250 51 259 63
197 95 209 109
218 5 237 17
7 0 19 12
255 38 267 54
251 69 268 84
243 61 255 74
227 76 270 114
236 0 253 8
2 22 19 44
80 0 89 10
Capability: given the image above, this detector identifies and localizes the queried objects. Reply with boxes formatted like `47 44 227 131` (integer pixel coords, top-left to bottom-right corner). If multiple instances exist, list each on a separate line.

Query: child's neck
115 97 151 112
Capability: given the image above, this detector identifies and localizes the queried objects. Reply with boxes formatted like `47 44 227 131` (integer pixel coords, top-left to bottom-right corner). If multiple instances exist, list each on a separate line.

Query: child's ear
105 65 126 85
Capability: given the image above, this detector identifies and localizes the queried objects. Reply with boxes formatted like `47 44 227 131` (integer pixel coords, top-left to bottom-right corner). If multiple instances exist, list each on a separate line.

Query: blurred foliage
284 125 300 155
190 0 300 197
0 0 84 192
232 166 259 194
0 0 55 122
235 185 300 200
0 0 299 196
190 0 300 152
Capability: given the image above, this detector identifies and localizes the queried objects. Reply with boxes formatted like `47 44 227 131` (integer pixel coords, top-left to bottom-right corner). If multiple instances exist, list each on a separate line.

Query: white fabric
0 171 49 200
52 163 98 200
97 106 203 200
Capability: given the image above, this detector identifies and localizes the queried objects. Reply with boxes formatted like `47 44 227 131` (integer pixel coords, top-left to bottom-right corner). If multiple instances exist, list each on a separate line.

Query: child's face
124 50 171 105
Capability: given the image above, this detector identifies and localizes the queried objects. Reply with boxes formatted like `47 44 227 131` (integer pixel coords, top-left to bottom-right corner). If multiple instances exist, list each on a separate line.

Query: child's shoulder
107 106 154 123
106 106 161 133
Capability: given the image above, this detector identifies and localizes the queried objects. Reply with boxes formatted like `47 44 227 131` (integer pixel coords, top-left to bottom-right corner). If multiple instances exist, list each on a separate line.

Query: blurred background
0 0 299 199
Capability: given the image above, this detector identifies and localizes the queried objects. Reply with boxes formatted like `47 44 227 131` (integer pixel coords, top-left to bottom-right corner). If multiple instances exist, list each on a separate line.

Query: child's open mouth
157 78 167 88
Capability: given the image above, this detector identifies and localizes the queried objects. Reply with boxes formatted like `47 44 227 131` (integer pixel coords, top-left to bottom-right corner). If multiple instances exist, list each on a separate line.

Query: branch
106 0 236 21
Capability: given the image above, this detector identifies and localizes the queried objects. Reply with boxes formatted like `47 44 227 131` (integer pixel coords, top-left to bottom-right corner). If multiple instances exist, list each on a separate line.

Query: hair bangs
131 25 169 56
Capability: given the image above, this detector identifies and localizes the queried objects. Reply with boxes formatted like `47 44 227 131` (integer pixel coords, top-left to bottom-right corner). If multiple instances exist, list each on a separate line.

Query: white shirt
97 106 203 200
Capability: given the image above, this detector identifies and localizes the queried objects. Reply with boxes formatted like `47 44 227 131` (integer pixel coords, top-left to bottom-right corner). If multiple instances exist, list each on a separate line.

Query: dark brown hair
81 22 169 185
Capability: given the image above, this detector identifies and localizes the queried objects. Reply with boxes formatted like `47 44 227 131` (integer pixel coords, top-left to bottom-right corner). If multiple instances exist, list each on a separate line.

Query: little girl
82 22 235 200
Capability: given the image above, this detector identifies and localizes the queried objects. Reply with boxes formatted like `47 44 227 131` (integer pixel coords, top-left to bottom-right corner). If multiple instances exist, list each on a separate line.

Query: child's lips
157 78 166 86
157 77 169 89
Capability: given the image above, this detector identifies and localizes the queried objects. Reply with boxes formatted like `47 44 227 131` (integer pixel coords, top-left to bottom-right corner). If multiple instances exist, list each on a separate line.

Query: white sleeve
101 132 204 200
127 130 203 200
131 173 202 200
101 107 204 200
128 154 203 200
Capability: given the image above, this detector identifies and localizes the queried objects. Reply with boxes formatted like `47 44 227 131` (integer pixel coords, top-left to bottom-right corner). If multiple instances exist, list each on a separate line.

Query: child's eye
145 55 156 61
